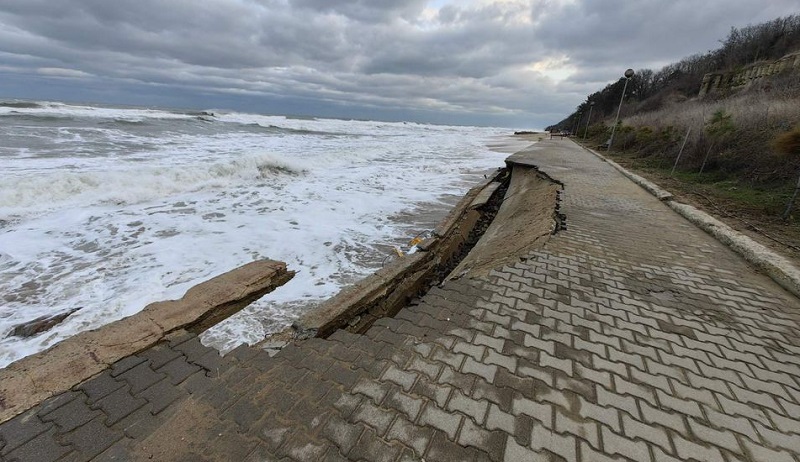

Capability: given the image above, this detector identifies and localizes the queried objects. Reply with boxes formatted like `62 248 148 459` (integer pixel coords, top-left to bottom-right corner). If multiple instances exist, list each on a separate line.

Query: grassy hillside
550 15 800 223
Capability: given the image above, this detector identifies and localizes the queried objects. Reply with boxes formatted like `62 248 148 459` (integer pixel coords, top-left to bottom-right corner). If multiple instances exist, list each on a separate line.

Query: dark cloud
0 0 798 128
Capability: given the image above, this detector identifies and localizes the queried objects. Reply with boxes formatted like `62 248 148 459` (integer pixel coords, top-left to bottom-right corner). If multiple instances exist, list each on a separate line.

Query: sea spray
0 100 509 366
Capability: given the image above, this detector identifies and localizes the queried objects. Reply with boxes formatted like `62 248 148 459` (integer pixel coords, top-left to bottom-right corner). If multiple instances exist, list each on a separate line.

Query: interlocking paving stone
2 427 70 462
39 395 102 433
91 385 147 425
7 140 800 461
60 417 123 461
0 409 52 455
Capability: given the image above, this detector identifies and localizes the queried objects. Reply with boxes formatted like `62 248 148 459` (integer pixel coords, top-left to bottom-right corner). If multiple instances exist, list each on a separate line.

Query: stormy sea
0 100 512 367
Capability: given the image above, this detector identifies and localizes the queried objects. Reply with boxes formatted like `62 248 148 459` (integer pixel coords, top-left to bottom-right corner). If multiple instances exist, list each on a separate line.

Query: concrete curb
575 140 800 299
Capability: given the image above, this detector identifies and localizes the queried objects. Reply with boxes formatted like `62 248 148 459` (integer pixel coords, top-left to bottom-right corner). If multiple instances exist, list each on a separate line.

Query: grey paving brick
530 421 577 461
61 417 123 461
655 388 703 419
383 387 424 422
351 377 390 405
504 435 545 462
601 425 652 462
576 396 620 433
281 432 329 461
511 396 552 427
419 402 462 441
141 343 183 372
431 346 466 370
40 394 103 432
35 391 82 418
171 335 211 362
462 356 499 383
458 417 506 462
485 403 515 435
687 418 742 454
540 351 574 377
428 429 485 462
438 364 477 392
555 409 599 448
322 414 365 456
350 400 396 437
136 378 184 415
495 369 536 400
621 413 670 453
0 409 53 455
115 406 160 440
2 427 70 462
412 377 453 408
349 427 401 462
672 433 725 462
192 350 233 377
597 386 640 419
77 371 125 404
517 360 555 386
740 435 797 462
91 384 147 425
639 400 686 436
109 355 147 377
484 348 517 373
453 341 487 361
115 362 166 394
386 416 433 458
408 354 442 380
381 364 419 392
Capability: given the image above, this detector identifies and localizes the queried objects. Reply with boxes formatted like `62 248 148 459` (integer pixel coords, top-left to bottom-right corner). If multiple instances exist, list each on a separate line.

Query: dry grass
599 91 800 184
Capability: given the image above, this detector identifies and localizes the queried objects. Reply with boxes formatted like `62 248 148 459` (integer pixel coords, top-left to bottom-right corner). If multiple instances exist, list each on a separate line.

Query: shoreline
0 136 530 421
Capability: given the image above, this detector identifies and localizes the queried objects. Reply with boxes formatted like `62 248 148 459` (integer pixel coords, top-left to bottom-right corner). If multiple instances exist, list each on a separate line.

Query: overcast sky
1 0 798 128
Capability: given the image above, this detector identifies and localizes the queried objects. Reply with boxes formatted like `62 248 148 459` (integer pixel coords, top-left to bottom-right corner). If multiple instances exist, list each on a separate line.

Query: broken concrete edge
447 159 563 281
575 140 800 299
433 172 502 238
0 259 293 424
289 168 506 340
504 155 566 188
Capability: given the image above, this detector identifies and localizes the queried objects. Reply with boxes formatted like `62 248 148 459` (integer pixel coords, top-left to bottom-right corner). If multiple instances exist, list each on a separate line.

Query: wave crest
0 153 306 213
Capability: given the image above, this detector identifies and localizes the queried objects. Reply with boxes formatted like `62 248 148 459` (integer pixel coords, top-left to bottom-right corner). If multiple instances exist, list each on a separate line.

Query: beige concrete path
1 139 799 462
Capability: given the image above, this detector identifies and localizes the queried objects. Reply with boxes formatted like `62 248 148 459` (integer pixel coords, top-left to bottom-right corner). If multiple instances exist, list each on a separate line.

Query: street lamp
607 68 635 151
572 112 582 136
583 101 595 139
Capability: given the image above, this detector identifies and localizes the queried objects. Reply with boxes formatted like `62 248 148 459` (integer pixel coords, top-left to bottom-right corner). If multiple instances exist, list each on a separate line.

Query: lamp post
572 112 582 136
583 101 595 139
607 68 635 151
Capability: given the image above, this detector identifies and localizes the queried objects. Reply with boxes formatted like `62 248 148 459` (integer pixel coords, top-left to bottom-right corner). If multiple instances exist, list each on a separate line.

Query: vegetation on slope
549 15 800 224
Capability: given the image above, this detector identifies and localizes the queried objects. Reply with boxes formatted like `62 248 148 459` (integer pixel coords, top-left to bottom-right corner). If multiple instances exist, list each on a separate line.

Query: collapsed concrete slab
448 159 563 280
0 259 293 423
291 169 508 339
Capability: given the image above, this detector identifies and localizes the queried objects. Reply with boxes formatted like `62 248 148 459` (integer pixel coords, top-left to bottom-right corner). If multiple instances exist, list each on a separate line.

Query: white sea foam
0 101 512 366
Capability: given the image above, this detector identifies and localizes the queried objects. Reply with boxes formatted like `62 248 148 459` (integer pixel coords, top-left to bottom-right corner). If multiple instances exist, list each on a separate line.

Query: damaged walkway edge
576 139 800 298
289 168 509 341
0 260 294 422
0 166 513 423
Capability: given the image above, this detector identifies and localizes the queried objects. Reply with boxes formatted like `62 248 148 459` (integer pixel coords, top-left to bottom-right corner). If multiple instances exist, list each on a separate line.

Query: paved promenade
2 139 800 461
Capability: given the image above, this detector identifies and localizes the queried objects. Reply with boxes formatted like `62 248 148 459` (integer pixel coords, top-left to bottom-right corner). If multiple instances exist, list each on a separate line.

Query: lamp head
624 69 635 79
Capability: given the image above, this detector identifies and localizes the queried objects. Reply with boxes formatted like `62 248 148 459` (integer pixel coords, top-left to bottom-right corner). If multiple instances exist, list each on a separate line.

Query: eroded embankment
448 159 564 280
0 156 564 423
281 159 563 344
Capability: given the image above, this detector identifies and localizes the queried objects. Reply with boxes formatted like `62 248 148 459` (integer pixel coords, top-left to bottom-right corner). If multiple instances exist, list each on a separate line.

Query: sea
0 100 518 368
